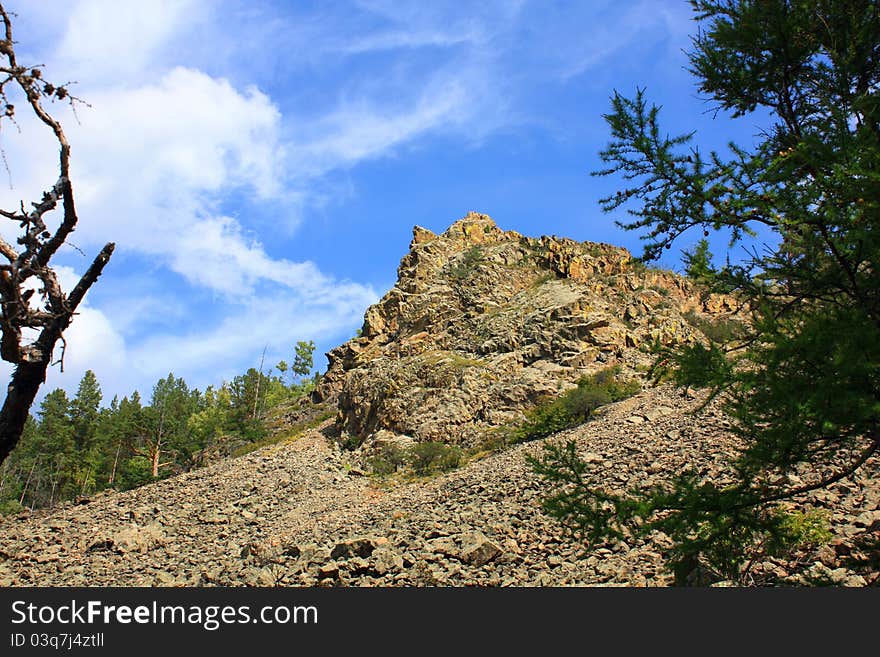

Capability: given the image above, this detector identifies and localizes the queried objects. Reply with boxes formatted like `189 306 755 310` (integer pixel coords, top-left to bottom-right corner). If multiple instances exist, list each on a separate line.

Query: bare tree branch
0 3 114 463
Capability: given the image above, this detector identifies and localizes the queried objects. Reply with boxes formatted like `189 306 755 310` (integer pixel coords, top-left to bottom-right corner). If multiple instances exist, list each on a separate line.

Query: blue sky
0 1 773 403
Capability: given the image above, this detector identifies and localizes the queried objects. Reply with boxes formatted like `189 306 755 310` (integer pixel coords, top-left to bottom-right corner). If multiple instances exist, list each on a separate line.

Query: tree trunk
151 398 166 479
79 465 91 496
151 440 161 479
0 462 11 497
0 243 113 466
109 442 121 485
0 360 48 463
253 345 267 420
18 456 37 506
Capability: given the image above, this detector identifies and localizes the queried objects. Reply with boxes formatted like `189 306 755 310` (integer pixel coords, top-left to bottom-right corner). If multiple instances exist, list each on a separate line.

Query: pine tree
275 360 289 384
66 371 104 495
141 374 199 478
292 340 315 379
36 389 76 502
100 396 123 487
531 0 880 583
70 370 102 450
114 392 151 490
682 238 715 285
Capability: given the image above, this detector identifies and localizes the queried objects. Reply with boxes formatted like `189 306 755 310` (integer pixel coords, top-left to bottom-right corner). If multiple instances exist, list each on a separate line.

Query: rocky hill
317 212 735 450
0 213 877 587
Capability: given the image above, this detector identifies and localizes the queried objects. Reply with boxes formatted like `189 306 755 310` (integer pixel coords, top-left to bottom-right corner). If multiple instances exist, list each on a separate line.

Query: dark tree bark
0 4 114 463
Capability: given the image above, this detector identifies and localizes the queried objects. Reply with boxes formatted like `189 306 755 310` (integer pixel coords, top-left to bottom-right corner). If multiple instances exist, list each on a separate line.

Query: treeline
0 342 317 514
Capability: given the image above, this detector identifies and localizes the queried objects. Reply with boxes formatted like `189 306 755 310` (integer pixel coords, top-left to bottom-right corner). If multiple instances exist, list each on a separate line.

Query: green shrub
234 409 335 458
407 442 462 475
448 246 484 280
768 509 832 554
563 385 612 419
509 367 640 442
367 441 463 477
368 443 408 475
0 499 23 515
582 366 641 401
518 401 572 440
369 457 396 476
683 310 745 344
473 427 511 454
118 456 153 490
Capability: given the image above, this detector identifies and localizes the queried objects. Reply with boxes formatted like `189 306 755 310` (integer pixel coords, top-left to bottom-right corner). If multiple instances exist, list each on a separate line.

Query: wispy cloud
53 0 206 80
550 1 694 81
129 285 375 386
287 78 475 178
0 1 389 398
0 0 694 401
338 28 481 55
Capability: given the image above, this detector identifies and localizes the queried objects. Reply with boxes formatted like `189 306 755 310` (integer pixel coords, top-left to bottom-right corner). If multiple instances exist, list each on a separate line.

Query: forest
0 341 317 513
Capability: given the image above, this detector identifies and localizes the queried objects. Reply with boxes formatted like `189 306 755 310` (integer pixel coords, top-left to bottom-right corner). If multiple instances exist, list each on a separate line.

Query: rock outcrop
316 212 736 447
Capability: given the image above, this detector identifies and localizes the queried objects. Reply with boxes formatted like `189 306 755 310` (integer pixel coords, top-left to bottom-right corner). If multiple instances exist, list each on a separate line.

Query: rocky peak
439 211 504 242
316 213 737 449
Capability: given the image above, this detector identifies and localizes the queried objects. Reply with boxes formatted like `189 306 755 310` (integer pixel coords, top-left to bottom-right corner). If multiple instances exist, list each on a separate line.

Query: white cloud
0 64 284 245
0 7 384 399
339 29 478 55
55 0 206 81
170 215 327 294
1 0 686 403
69 65 284 210
551 2 693 81
38 62 479 299
129 285 376 386
55 306 128 380
288 78 473 178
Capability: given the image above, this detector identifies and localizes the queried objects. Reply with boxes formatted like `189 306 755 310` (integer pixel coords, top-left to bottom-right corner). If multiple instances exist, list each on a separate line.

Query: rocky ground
1 385 877 587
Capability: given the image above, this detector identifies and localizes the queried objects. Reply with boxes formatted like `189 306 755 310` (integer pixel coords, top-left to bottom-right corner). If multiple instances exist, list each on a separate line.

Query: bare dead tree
0 4 114 463
252 344 266 420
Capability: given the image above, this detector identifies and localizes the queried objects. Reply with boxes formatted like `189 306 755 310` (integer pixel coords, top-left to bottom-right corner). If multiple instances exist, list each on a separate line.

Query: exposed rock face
316 212 736 447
